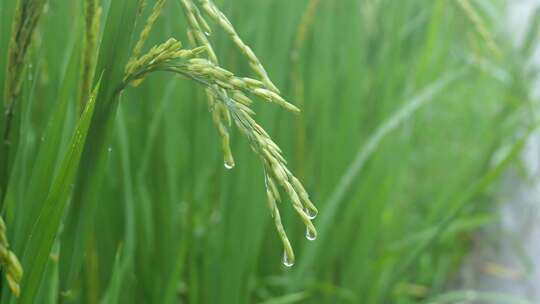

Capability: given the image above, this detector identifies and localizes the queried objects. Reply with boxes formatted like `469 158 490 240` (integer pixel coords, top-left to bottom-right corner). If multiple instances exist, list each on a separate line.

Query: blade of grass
58 0 141 292
10 31 81 255
99 245 127 304
1 31 79 298
98 102 137 304
16 80 100 304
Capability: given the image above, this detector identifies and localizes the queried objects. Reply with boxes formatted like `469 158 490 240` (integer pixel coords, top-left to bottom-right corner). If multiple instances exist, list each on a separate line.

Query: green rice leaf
17 80 100 304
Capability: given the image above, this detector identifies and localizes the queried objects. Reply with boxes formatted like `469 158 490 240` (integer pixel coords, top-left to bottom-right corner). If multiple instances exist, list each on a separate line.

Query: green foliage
0 0 536 303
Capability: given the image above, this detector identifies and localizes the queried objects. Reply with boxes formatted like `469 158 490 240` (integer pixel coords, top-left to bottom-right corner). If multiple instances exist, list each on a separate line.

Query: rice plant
0 0 537 303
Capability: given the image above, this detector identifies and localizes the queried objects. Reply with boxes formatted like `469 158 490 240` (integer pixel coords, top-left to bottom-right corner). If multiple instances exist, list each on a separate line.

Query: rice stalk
123 1 318 265
178 0 235 168
126 0 167 77
124 47 300 126
79 0 101 113
0 0 46 202
196 0 280 93
2 0 47 144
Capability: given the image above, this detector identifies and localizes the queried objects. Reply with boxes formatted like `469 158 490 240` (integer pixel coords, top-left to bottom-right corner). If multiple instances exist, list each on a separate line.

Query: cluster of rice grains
124 0 318 267
0 218 22 297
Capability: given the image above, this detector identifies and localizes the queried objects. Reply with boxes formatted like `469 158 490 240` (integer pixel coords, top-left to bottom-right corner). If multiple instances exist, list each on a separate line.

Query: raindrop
108 147 112 153
306 228 316 241
204 31 211 37
304 207 317 220
224 161 235 170
282 250 294 267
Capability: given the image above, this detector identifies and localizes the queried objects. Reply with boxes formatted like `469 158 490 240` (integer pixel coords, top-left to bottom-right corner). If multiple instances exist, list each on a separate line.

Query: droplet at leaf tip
282 250 294 267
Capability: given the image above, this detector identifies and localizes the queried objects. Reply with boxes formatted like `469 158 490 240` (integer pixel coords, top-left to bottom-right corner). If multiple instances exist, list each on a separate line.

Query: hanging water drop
306 227 317 241
304 207 318 220
224 161 235 170
282 250 294 267
204 31 211 37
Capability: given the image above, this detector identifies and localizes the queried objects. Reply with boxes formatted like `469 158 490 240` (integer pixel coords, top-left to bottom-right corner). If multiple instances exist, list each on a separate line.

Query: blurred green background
0 0 538 303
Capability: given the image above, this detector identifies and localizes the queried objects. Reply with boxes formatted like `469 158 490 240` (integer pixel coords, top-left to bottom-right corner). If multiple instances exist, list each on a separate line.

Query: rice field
0 0 537 303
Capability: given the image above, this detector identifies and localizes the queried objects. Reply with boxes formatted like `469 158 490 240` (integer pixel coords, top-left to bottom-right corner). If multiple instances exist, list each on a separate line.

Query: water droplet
282 250 294 267
204 31 211 37
224 161 235 170
305 228 317 241
304 207 318 220
108 147 112 152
